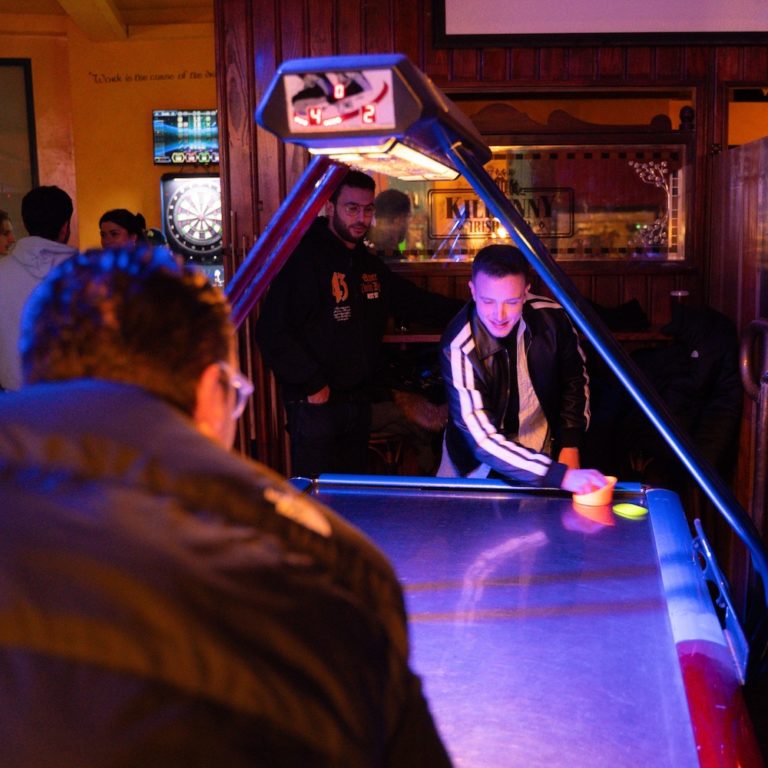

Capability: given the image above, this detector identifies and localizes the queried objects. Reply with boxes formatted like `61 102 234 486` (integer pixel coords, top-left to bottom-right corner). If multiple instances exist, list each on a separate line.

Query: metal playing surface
302 478 706 767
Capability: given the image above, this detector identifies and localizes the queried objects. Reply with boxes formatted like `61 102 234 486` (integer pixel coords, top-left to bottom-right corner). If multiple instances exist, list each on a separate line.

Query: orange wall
66 22 216 249
1 15 216 249
1 15 78 242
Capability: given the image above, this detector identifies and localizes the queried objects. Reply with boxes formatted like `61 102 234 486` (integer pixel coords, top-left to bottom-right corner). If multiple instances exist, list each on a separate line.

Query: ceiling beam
56 0 127 41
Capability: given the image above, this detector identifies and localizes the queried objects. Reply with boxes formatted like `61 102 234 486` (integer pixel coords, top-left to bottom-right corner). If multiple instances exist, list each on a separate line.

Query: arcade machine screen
153 109 219 166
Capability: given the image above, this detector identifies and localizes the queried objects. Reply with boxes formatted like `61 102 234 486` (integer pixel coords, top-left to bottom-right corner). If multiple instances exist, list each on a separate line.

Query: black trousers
285 400 372 477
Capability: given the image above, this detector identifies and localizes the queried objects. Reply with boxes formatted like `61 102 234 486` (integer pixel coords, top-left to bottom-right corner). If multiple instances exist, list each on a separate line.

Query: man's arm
254 257 328 399
553 308 591 450
382 263 463 328
440 319 567 487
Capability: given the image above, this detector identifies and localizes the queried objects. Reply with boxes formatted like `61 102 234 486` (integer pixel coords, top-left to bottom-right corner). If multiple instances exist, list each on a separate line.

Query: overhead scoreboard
256 54 491 181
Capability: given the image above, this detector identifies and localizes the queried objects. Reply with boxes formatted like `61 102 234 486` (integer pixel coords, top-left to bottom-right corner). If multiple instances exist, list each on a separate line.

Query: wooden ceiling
0 0 213 40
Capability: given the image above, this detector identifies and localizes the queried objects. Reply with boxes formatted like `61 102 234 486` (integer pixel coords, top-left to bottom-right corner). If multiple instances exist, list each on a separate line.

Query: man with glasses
256 170 461 476
0 247 451 767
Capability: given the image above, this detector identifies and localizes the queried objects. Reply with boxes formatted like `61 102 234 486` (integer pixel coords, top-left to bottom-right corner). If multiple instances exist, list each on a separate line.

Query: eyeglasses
218 361 254 419
341 202 375 217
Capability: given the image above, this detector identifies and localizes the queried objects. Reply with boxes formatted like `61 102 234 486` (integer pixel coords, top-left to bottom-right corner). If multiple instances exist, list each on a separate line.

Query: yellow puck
613 502 648 519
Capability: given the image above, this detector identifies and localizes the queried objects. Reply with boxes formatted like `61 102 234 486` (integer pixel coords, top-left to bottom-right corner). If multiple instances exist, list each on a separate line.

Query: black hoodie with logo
256 217 461 403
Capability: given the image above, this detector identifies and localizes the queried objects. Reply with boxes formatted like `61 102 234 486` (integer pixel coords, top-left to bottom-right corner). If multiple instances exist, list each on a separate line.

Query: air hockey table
292 475 761 767
229 52 768 766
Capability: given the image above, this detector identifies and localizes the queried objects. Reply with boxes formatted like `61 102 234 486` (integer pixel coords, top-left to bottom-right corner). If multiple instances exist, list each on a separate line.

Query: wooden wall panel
362 0 393 52
393 1 421 62
625 47 653 79
481 48 507 82
597 47 624 79
450 49 480 81
510 47 536 80
568 47 597 80
308 0 335 56
337 0 363 53
538 48 567 82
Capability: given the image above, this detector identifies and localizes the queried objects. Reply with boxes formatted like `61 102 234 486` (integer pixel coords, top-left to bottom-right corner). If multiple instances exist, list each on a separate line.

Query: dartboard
162 175 223 260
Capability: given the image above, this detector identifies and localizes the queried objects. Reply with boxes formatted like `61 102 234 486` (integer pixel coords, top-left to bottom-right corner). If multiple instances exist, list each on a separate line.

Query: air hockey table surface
294 475 756 768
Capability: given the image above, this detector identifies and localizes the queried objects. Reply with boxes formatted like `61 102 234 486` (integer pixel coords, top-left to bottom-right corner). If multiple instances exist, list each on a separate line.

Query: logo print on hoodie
331 272 348 303
331 271 351 322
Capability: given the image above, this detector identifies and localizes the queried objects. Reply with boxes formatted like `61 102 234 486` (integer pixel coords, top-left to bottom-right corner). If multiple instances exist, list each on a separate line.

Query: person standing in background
368 188 412 260
99 208 148 249
0 246 451 767
256 171 461 477
0 186 75 391
0 210 16 256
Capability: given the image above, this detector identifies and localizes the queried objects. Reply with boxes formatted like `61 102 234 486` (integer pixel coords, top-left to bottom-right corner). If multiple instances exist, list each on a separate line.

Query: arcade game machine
226 55 768 766
153 108 224 287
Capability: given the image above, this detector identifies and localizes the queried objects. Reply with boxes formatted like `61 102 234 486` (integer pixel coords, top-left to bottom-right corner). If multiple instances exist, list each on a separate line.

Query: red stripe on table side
677 639 762 767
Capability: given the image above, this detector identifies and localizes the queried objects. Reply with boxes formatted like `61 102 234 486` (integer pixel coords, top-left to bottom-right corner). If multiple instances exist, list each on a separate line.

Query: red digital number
308 106 323 126
362 104 376 124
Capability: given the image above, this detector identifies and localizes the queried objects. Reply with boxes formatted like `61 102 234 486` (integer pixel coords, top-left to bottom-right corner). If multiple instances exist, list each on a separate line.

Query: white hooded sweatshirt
0 236 75 390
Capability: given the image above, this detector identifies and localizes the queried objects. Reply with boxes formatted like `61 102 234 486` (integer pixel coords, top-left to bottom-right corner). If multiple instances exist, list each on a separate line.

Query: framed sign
0 60 38 236
426 145 686 261
433 0 768 46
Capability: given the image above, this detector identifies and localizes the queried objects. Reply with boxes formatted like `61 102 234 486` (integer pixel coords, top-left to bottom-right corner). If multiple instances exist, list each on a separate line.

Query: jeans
285 400 372 477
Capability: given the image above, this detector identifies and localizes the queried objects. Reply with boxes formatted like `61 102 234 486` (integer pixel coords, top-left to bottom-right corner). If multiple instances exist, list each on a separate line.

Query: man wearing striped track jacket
437 244 607 495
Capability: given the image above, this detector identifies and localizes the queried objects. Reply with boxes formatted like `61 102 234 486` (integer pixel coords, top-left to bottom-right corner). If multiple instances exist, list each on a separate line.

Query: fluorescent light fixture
309 138 459 181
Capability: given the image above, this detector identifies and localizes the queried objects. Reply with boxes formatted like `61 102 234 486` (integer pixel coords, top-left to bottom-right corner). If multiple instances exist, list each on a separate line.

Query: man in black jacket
256 170 460 476
0 247 451 767
439 244 606 493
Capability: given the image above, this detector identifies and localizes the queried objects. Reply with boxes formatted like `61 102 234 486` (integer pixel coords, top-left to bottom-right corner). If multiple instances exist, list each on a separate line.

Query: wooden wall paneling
510 47 537 81
596 46 624 80
363 0 395 53
567 273 592 299
654 46 684 81
682 45 710 80
480 48 507 82
538 48 567 83
568 46 597 80
647 272 678 326
592 273 622 308
336 0 363 54
450 48 480 81
392 0 422 63
308 0 335 56
625 47 653 80
620 273 648 315
422 0 449 79
280 0 308 60
715 45 747 82
216 0 258 254
743 45 768 79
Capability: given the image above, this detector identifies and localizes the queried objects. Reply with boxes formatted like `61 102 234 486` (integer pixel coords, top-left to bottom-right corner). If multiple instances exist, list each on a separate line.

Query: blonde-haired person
0 210 15 255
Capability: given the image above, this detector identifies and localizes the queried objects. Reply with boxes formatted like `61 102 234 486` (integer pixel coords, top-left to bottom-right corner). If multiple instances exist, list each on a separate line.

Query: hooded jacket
441 296 590 487
255 217 460 402
0 235 75 389
0 380 451 767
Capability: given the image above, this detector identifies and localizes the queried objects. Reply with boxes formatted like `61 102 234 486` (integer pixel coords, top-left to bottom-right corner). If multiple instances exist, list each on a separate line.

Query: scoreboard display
256 53 491 176
283 69 397 134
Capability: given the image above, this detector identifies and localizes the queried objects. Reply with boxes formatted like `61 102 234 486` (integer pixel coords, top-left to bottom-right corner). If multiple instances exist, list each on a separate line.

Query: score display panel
257 54 490 171
283 69 396 135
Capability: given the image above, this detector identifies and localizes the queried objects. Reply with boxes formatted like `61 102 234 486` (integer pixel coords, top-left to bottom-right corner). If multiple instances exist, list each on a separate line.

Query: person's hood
10 236 76 280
